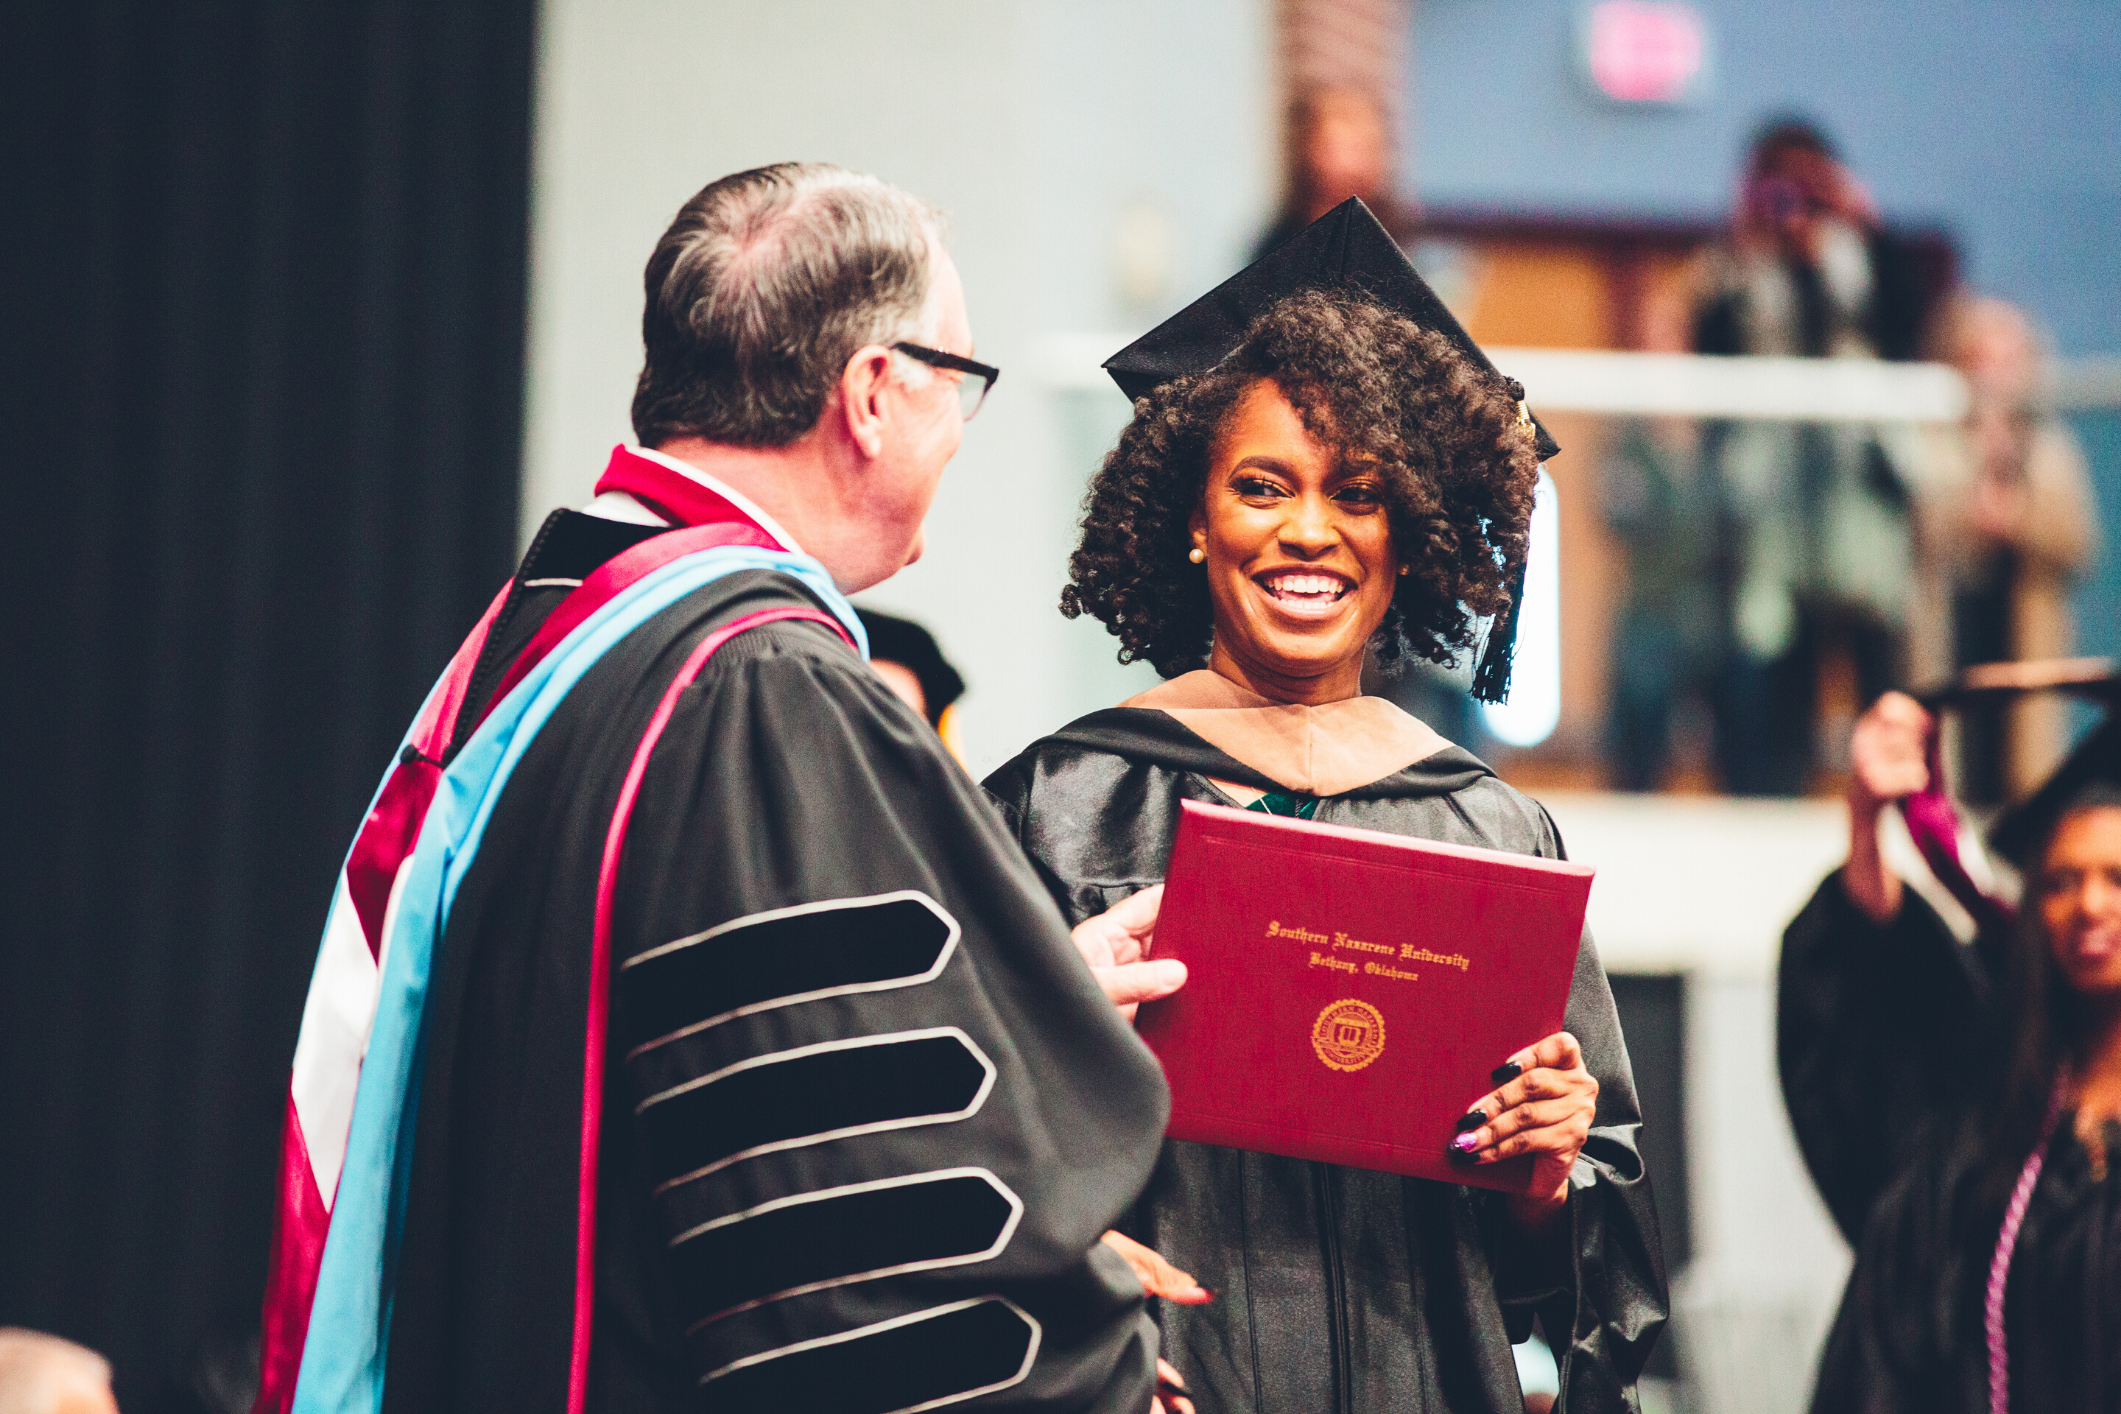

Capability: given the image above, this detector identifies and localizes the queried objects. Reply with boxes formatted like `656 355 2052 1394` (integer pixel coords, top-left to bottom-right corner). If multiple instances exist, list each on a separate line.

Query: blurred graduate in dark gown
985 202 1666 1414
1778 670 2121 1411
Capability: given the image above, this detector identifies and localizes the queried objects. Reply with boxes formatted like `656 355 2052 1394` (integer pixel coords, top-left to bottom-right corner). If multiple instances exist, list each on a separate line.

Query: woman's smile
1251 566 1357 620
2057 906 2121 972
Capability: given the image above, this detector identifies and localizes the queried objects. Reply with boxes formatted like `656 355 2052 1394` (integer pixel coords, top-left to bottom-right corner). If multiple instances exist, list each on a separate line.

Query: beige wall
524 0 1273 775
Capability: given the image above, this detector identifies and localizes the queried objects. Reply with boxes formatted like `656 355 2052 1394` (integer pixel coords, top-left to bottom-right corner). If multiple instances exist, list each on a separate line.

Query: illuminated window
1483 470 1561 748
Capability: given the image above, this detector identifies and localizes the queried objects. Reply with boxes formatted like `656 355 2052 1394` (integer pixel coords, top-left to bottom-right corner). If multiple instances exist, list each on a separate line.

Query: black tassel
1470 552 1527 705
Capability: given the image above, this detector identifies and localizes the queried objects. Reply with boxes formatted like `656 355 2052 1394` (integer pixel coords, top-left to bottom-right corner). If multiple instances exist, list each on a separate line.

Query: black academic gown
1777 872 2007 1245
1812 1113 2121 1413
983 707 1667 1414
380 512 1170 1414
1780 873 2121 1412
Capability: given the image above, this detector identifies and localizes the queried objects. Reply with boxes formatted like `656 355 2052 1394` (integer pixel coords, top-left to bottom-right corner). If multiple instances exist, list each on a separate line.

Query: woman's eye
1335 483 1382 507
1233 477 1284 498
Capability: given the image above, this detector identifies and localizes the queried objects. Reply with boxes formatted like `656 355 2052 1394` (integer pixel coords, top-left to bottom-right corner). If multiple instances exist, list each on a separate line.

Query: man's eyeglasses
893 342 1000 421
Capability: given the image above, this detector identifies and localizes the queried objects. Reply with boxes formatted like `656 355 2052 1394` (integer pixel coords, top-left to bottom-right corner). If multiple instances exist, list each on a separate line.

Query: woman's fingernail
1491 1061 1523 1085
1449 1130 1481 1155
1456 1110 1488 1133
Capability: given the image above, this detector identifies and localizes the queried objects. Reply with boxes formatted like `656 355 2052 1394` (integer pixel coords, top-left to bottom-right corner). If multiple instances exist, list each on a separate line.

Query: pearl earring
1188 546 1206 564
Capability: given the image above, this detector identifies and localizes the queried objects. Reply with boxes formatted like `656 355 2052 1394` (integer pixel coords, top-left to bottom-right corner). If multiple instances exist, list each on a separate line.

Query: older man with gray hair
252 164 1186 1414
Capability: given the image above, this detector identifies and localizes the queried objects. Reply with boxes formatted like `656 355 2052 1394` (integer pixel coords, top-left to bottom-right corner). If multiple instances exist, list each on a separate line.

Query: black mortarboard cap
855 607 965 728
1912 658 2121 865
1102 197 1557 703
1917 657 2121 711
1103 198 1560 461
1986 695 2121 870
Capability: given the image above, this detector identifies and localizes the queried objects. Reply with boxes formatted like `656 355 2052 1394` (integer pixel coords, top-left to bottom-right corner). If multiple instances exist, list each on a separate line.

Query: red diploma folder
1136 799 1593 1191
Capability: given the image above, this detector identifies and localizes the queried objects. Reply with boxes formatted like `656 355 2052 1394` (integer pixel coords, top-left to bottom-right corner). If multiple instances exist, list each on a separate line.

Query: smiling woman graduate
983 202 1667 1414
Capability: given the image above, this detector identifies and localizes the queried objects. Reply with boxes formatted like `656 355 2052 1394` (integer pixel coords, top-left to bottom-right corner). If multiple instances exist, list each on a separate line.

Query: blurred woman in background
1783 686 2121 1410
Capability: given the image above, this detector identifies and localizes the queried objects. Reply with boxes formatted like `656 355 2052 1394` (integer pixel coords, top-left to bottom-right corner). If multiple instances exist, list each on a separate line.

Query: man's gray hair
631 163 947 449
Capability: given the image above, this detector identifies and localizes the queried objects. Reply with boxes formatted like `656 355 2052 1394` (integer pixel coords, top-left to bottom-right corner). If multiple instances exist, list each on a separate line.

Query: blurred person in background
1780 685 2121 1411
1253 84 1417 258
1602 283 1724 791
1907 296 2098 806
989 206 1665 1414
1600 417 1720 791
855 606 969 759
1694 119 1936 795
0 1330 120 1414
251 162 1197 1414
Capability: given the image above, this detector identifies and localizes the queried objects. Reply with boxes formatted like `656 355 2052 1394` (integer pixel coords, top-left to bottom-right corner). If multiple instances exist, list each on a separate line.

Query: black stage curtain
0 4 534 1408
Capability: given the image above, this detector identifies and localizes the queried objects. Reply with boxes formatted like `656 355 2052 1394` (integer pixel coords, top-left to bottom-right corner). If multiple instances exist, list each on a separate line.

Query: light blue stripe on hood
293 546 860 1414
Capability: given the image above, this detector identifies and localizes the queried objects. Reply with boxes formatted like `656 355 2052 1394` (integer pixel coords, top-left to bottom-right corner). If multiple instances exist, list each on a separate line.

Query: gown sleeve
1777 870 1996 1244
1497 808 1669 1413
602 623 1170 1413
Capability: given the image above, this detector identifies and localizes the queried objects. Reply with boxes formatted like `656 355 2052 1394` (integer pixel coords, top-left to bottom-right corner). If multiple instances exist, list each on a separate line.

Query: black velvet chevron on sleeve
669 1169 1022 1326
619 892 958 1053
702 1298 1040 1414
633 1026 994 1191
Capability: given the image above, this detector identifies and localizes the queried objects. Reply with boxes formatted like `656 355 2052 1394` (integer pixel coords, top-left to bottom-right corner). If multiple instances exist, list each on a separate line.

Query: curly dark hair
1061 291 1541 678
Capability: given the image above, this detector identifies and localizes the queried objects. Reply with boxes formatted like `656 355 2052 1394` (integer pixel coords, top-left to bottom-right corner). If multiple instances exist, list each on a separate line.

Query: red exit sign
1580 0 1709 105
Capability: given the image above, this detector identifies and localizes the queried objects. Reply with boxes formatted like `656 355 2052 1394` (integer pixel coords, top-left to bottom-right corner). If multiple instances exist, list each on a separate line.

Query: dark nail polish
1447 1141 1478 1164
1456 1110 1488 1133
1491 1061 1523 1085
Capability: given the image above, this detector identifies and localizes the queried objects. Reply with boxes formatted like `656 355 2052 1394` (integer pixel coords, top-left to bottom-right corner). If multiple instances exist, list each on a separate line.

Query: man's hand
1101 1231 1207 1414
1447 1032 1599 1231
1101 1229 1212 1304
1071 885 1186 1021
1844 692 1931 922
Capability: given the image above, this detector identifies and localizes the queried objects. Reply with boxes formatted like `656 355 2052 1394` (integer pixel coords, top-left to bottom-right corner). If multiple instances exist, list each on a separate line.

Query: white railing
1035 336 2121 419
1485 347 1967 422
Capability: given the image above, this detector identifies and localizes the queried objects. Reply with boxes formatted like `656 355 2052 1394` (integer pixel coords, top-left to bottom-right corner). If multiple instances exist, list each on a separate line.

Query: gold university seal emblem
1310 998 1386 1073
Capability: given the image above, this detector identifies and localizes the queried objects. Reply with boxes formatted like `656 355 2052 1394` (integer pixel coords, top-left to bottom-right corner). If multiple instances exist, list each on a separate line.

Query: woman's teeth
1261 572 1348 602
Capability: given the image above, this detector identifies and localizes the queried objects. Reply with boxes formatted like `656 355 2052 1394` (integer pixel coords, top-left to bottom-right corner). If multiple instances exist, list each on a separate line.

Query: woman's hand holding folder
1448 1030 1601 1228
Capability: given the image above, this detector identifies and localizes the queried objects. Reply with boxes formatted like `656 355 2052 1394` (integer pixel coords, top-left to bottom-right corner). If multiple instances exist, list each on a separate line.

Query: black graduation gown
1776 872 2007 1245
1812 1115 2121 1413
1778 872 2121 1412
379 514 1170 1414
982 707 1668 1414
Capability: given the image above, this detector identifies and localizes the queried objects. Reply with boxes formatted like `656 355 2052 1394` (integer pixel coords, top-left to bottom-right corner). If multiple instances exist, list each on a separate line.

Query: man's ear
837 345 895 460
